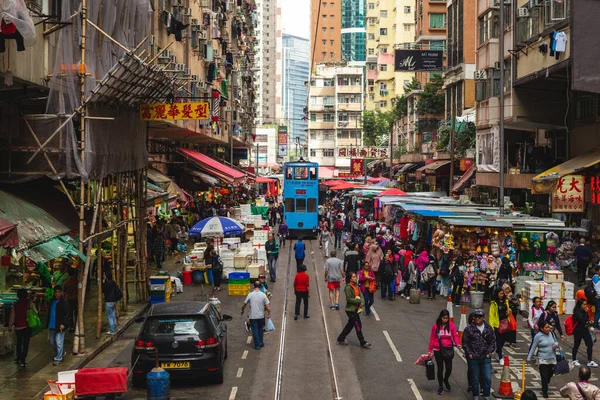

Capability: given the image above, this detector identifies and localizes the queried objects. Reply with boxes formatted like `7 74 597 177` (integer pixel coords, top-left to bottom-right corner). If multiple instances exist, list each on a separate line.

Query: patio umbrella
189 216 245 238
377 188 408 196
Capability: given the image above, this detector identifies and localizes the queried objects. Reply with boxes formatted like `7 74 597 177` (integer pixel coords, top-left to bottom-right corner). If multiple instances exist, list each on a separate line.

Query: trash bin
470 291 484 309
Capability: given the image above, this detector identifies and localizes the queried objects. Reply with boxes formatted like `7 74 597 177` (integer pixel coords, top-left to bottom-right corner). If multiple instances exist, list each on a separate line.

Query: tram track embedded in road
274 239 340 400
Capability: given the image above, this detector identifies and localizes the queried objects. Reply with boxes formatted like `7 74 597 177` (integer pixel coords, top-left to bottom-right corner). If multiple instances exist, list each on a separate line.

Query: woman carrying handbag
527 321 559 399
427 309 460 395
489 288 515 365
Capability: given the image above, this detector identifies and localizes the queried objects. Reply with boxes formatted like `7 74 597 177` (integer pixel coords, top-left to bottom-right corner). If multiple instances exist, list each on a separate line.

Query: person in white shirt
241 282 271 350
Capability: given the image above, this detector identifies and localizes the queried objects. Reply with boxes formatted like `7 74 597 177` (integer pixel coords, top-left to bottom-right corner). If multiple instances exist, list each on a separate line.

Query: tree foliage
361 111 390 146
417 74 445 116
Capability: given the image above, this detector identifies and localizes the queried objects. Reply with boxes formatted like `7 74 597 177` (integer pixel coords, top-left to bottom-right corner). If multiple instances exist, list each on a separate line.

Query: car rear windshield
144 316 209 336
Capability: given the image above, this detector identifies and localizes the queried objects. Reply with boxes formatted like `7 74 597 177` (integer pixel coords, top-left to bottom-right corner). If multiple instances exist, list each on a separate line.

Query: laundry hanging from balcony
163 11 189 42
0 0 36 53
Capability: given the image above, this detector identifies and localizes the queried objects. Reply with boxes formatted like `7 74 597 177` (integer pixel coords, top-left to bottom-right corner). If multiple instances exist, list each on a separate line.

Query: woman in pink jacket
415 250 430 291
427 309 461 395
365 244 383 284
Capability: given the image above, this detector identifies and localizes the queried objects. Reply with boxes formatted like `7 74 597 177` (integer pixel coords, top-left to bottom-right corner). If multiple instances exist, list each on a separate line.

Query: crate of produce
229 272 250 280
228 283 251 296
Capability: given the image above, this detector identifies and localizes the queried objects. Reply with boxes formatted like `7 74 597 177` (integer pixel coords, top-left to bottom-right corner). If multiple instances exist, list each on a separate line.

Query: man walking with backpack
575 238 593 286
334 216 344 249
294 238 306 273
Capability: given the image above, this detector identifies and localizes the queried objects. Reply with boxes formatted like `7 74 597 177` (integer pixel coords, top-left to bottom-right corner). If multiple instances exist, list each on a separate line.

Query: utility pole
389 123 394 181
229 79 234 165
449 92 456 195
499 0 506 215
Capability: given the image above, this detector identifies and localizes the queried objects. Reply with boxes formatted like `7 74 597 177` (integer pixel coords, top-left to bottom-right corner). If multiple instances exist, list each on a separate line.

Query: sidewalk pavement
0 279 148 399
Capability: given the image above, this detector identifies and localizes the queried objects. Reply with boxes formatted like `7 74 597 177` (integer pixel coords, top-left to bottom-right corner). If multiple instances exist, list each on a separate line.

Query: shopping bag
26 309 41 329
266 317 276 331
397 281 407 294
414 353 433 366
425 360 435 380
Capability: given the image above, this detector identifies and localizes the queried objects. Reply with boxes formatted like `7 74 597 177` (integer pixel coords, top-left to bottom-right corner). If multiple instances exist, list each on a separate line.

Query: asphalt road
89 239 597 400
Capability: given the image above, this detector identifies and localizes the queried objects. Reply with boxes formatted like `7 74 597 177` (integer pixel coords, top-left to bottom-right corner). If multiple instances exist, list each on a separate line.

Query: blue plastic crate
228 272 250 280
150 295 166 304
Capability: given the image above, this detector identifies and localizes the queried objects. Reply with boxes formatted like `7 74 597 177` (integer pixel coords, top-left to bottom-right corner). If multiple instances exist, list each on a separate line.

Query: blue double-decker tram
283 160 319 238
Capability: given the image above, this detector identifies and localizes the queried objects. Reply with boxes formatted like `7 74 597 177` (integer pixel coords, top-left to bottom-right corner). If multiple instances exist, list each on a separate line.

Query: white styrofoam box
222 258 234 271
544 270 564 283
240 204 251 214
565 299 576 314
562 281 575 298
223 265 236 279
234 255 250 269
58 370 78 383
239 242 253 249
223 237 241 250
242 215 255 224
252 230 269 242
220 249 234 259
247 263 265 279
191 250 204 258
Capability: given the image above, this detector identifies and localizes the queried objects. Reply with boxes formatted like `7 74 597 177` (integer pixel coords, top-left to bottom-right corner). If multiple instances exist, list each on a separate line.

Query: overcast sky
282 0 310 39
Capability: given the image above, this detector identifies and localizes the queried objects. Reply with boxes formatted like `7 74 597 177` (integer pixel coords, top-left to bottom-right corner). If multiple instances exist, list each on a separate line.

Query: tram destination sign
394 49 443 72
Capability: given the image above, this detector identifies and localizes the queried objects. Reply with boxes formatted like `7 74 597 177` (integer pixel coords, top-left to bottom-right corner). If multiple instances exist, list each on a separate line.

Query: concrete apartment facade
366 0 415 112
308 64 364 173
311 0 342 65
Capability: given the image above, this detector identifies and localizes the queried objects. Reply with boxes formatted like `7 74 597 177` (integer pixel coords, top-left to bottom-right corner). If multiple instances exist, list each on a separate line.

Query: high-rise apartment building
282 34 310 149
366 0 415 112
254 0 281 125
341 0 366 65
414 0 447 85
444 0 476 119
308 64 364 173
310 0 342 66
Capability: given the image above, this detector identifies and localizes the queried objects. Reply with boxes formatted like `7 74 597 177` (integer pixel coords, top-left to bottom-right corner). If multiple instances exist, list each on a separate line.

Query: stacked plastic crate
149 275 172 305
228 272 251 296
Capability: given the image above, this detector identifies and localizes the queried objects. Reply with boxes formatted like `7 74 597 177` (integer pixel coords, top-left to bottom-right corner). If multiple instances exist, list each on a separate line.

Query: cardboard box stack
522 271 575 315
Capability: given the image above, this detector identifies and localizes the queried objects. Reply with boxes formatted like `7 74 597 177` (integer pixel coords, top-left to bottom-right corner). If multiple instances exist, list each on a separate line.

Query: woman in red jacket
293 264 310 320
427 309 461 395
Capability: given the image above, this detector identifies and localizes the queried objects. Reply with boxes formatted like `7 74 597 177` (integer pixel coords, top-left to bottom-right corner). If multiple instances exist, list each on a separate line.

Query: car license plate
160 361 190 369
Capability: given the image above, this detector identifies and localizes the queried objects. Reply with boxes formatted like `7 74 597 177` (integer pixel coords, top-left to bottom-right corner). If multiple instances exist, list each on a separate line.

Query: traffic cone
457 306 467 344
446 295 454 323
493 356 514 398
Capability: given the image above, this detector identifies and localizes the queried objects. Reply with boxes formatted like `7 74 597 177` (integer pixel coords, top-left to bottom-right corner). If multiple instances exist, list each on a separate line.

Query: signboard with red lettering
140 102 211 121
552 174 585 213
338 147 388 159
351 158 364 176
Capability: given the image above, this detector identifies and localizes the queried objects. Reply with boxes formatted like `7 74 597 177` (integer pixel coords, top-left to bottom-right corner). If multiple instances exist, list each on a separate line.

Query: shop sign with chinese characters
338 147 388 158
552 174 584 213
351 158 364 176
140 102 211 121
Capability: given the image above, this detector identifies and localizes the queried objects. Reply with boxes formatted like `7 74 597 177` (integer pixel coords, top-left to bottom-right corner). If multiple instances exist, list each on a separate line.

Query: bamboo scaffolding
96 182 103 339
73 183 102 355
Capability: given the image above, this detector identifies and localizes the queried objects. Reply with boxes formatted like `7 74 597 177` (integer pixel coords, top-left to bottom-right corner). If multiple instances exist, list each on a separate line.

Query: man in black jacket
47 286 69 366
344 244 361 277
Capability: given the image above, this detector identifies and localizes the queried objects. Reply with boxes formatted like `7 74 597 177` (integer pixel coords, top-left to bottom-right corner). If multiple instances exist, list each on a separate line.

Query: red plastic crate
74 368 128 396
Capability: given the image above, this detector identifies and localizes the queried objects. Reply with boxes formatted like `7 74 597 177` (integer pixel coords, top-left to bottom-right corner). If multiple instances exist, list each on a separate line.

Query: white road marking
229 386 238 400
242 350 248 359
383 330 402 362
247 336 252 344
236 367 244 378
456 347 468 364
370 306 380 321
407 379 424 400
